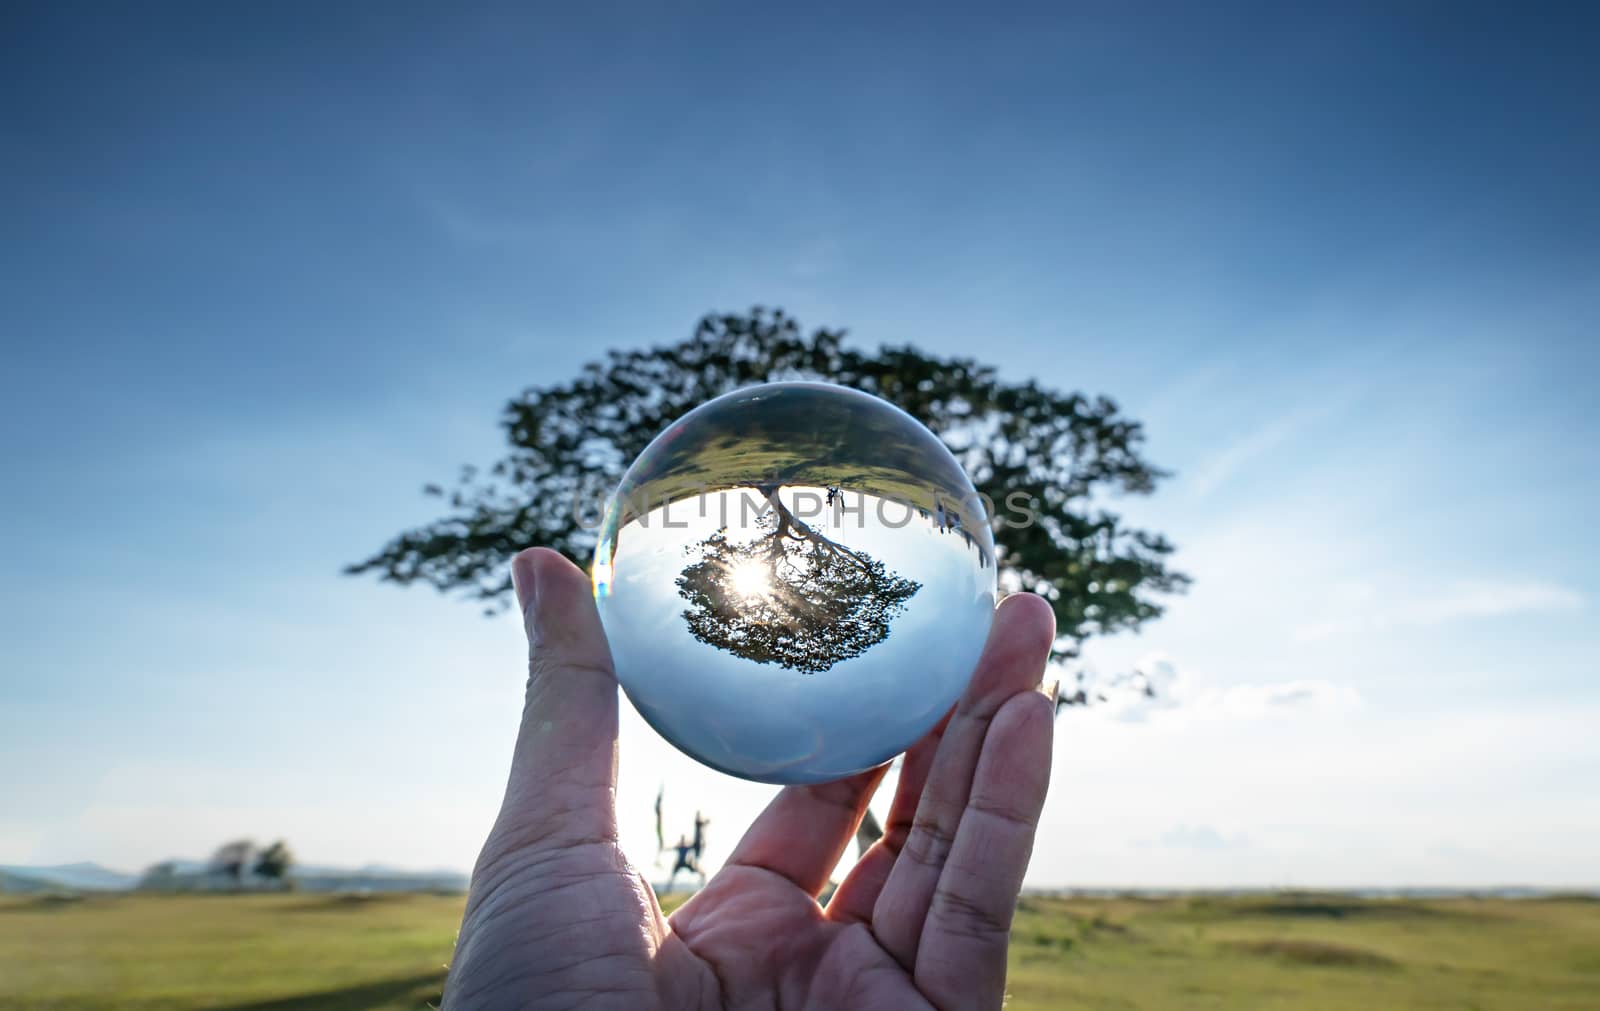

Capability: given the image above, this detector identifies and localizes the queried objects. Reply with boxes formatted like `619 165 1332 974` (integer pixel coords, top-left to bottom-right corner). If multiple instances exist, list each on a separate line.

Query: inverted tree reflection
675 486 921 673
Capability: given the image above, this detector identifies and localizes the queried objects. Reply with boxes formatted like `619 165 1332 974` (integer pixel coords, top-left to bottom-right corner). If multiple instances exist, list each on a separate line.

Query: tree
347 308 1189 705
137 861 179 891
209 839 255 885
254 840 294 885
675 485 922 674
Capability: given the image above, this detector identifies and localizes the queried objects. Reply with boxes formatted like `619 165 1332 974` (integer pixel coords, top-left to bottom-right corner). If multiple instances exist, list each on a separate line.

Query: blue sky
2 3 1596 886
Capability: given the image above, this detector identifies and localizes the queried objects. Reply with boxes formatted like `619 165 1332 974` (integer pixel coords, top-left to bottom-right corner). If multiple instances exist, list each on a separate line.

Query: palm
445 549 1056 1011
671 866 925 1009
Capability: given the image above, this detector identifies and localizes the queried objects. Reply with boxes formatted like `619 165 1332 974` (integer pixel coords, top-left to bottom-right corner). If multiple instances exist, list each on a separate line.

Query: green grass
2 892 1596 1009
1006 894 1600 1009
0 893 457 1011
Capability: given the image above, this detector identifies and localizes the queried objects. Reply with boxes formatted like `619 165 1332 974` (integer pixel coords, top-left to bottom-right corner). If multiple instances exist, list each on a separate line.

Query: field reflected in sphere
593 383 996 784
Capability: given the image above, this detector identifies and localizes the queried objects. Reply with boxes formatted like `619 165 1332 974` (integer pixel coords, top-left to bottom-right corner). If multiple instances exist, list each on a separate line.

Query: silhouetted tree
254 840 294 884
348 308 1189 705
209 839 255 885
137 861 179 890
676 486 921 673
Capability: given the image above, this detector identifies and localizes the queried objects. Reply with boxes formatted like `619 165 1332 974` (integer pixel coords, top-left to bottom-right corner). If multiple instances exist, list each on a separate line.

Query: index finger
485 548 621 861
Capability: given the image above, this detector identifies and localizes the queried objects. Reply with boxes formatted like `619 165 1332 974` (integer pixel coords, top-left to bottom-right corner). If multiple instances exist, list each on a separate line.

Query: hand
444 548 1058 1010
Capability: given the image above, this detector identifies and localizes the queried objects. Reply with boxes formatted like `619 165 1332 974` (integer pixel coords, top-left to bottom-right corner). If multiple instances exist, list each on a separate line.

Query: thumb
488 547 620 855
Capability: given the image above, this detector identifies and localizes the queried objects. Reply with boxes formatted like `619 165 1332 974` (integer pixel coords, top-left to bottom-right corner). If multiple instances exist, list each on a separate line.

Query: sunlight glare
728 560 771 600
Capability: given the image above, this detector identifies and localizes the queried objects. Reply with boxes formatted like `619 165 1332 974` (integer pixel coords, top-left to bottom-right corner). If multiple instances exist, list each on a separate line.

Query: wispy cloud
1186 412 1308 499
1183 384 1367 501
1295 579 1585 642
421 197 544 248
1399 580 1586 624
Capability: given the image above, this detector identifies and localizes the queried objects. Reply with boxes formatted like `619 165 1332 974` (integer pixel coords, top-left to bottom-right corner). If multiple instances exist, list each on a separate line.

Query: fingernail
1040 677 1061 708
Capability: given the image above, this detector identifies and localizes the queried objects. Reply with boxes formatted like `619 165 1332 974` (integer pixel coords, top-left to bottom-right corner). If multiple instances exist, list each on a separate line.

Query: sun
728 560 771 600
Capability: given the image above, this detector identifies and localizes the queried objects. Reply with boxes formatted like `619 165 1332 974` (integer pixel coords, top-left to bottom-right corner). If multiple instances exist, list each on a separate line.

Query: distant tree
347 308 1189 705
209 840 255 885
254 840 294 885
137 861 179 891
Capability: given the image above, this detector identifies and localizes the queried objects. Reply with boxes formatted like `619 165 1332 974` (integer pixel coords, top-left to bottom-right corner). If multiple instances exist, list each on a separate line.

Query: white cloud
1216 678 1363 716
1097 652 1361 724
1042 696 1600 888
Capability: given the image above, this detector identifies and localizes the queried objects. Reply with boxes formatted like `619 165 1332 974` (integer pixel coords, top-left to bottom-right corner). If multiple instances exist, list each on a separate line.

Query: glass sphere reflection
593 383 996 784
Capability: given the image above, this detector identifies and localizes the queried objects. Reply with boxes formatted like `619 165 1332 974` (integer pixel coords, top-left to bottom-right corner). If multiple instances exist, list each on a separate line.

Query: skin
445 547 1059 1010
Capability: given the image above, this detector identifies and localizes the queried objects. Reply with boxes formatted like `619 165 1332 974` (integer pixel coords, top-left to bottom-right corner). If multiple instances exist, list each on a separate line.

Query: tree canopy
254 840 294 882
208 839 254 882
347 308 1189 705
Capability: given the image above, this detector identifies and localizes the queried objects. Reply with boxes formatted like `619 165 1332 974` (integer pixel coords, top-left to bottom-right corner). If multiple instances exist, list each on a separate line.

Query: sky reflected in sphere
593 383 997 784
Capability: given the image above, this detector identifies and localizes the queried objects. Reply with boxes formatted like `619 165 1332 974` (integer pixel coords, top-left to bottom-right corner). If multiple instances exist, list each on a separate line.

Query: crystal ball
592 382 997 784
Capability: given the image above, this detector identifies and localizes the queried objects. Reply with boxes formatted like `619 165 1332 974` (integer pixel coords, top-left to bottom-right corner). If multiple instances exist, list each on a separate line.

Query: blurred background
2 3 1596 1009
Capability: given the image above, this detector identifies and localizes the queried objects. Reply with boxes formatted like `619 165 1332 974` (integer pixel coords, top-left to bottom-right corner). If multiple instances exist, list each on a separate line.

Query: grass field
2 891 1597 1009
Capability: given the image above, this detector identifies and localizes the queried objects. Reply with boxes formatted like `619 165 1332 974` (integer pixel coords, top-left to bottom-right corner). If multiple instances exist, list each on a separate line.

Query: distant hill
0 869 57 894
0 863 137 893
